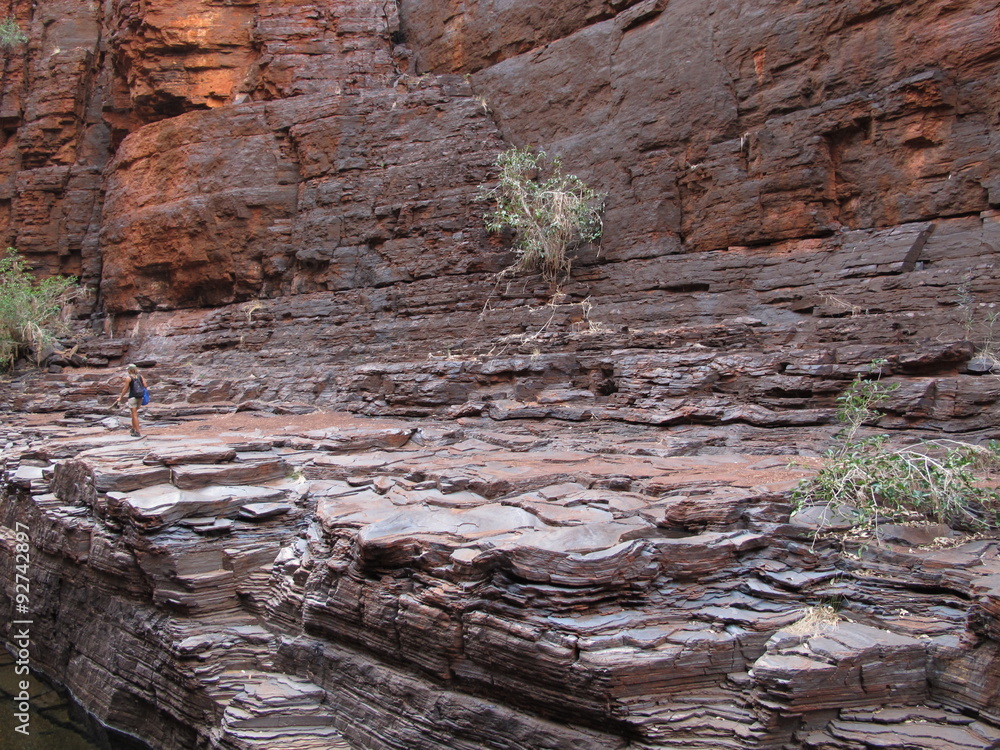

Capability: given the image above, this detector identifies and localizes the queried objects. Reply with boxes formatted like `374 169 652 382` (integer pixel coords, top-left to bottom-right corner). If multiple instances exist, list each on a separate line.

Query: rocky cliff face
2 0 1000 748
1 0 997 433
3 415 1000 750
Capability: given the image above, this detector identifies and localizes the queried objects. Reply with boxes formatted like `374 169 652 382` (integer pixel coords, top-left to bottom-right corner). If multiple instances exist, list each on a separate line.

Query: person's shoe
130 429 140 437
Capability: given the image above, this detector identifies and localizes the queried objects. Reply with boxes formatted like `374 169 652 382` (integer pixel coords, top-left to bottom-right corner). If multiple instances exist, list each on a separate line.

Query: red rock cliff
3 4 1000 750
0 0 998 428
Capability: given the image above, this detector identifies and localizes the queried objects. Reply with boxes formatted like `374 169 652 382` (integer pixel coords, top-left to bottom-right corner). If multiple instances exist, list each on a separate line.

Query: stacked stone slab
1 0 999 747
3 414 1000 748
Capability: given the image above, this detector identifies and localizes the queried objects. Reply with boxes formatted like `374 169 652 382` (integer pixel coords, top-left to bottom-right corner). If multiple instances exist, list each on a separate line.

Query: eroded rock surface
0 0 996 386
1 0 1000 748
3 411 1000 749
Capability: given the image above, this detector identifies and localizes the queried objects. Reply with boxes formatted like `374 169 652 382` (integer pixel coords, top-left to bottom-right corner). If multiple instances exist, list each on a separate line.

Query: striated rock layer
1 0 1000 749
0 0 996 440
2 413 1000 749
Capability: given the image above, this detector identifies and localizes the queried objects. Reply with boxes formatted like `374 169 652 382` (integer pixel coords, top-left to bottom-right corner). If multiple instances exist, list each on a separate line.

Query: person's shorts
127 397 141 409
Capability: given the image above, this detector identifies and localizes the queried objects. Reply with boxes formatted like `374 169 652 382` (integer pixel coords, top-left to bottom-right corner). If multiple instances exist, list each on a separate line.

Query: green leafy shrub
0 248 78 371
480 146 603 283
794 363 1000 531
0 16 27 48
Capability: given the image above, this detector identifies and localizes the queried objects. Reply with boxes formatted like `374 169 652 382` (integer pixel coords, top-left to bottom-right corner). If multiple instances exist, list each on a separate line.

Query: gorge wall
2 1 1000 750
0 0 998 434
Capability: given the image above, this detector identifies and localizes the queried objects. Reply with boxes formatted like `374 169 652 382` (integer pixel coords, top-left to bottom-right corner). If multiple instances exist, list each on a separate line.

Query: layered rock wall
99 76 504 311
0 0 996 437
1 0 996 319
419 0 1000 248
4 419 1000 749
2 2 1000 749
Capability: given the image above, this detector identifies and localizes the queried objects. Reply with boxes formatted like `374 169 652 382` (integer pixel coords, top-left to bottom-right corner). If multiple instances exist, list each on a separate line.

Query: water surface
1 649 151 750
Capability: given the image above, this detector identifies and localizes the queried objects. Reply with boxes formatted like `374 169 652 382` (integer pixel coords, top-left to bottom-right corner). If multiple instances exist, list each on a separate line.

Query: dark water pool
0 649 152 750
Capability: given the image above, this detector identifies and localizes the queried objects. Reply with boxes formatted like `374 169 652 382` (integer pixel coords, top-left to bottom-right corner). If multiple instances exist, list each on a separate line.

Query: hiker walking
114 363 148 438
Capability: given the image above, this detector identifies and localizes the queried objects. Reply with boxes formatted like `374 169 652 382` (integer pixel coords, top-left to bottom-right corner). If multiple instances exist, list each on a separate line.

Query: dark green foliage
0 17 27 48
0 248 78 371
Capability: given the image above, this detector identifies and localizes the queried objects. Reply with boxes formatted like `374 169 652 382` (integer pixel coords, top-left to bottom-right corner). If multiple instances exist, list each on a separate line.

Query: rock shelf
3 411 999 749
1 0 998 746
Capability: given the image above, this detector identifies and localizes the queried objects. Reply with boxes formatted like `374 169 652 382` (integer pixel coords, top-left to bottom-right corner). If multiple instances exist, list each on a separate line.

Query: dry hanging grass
479 147 603 284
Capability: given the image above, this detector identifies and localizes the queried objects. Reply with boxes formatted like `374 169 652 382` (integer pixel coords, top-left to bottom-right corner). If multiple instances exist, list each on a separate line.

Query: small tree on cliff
480 147 603 283
0 17 27 48
0 248 78 371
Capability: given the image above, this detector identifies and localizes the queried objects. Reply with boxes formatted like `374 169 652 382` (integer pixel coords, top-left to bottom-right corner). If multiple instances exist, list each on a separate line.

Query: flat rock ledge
2 414 1000 750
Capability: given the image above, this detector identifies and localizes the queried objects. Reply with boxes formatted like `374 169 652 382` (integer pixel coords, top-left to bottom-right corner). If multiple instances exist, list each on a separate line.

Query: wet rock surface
3 410 1000 749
